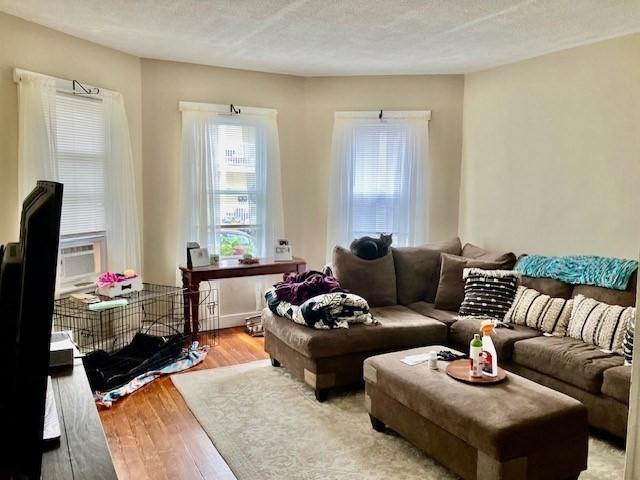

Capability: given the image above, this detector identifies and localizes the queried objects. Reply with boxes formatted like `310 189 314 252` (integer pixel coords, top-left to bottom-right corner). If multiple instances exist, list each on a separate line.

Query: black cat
350 233 393 260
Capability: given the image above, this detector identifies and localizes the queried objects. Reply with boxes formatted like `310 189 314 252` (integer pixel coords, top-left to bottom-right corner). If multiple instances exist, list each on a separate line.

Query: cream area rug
171 360 625 480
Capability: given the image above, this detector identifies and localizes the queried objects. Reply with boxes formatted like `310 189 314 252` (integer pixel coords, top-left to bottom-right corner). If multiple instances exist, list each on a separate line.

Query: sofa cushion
262 306 447 359
434 254 506 311
461 243 517 269
449 318 541 360
602 366 632 404
512 336 625 393
458 268 519 320
504 286 574 336
520 276 574 299
406 301 458 327
332 246 397 307
572 270 637 307
622 317 634 365
566 294 635 354
392 238 461 305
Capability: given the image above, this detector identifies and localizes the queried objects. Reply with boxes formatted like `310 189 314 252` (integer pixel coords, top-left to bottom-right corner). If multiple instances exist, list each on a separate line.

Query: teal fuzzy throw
515 255 638 291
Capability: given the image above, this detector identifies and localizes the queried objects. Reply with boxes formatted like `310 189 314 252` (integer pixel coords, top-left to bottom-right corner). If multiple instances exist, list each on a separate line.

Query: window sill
56 282 95 299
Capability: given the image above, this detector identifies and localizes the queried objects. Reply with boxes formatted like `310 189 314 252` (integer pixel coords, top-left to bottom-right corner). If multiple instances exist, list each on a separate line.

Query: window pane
55 93 106 236
214 192 257 226
351 123 407 242
216 227 257 258
213 123 257 192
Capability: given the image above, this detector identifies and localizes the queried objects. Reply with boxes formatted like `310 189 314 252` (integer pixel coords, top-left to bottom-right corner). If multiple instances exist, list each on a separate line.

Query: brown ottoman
364 346 589 480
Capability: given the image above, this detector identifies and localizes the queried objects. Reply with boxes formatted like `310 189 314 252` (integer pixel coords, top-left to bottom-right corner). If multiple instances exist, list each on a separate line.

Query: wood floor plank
99 326 264 480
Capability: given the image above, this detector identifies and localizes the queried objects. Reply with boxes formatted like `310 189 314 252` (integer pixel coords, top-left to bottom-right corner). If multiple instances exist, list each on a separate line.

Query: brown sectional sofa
262 238 636 437
263 305 448 401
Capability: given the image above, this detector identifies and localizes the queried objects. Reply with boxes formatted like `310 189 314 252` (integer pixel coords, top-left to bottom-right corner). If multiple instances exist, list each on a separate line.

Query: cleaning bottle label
482 351 494 375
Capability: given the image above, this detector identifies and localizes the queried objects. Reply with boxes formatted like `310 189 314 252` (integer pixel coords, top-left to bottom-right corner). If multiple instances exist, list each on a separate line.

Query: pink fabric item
96 271 138 288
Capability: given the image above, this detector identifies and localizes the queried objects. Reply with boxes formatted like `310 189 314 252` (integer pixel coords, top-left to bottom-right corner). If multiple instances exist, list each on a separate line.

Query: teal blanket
515 255 638 291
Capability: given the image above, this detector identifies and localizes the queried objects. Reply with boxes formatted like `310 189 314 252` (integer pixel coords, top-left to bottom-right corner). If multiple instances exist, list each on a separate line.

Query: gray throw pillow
434 253 506 311
332 246 397 307
391 237 462 305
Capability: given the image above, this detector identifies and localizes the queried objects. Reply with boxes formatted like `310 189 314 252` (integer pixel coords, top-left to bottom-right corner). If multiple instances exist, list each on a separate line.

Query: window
55 93 106 288
210 123 259 258
178 103 284 265
15 68 141 288
326 111 430 261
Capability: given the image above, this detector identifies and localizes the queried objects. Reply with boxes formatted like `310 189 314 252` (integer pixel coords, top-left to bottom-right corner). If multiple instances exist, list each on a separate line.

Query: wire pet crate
53 283 219 354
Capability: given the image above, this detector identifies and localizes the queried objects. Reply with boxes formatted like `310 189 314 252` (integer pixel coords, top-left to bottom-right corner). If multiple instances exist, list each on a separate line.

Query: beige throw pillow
505 286 573 336
566 294 635 353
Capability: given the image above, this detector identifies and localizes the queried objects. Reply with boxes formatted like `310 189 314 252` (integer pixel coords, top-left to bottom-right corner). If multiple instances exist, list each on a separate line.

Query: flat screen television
0 181 63 479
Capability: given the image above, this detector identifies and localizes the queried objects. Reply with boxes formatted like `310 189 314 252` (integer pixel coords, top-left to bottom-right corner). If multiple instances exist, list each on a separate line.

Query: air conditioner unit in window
59 235 106 290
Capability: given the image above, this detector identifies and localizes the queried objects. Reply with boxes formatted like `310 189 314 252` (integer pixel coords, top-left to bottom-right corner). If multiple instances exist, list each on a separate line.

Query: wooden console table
42 359 117 479
179 256 307 334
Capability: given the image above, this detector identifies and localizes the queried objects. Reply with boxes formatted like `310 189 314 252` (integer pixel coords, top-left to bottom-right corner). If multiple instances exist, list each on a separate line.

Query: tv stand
41 359 117 479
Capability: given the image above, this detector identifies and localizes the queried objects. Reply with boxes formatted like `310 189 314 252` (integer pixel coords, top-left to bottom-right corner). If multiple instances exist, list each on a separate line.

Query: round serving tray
446 359 507 384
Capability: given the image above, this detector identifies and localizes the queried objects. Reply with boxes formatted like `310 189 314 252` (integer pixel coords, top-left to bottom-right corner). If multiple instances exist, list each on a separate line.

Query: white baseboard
219 310 261 329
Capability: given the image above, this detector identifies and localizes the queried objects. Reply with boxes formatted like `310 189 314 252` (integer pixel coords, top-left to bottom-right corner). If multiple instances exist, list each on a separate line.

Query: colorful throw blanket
274 270 346 305
95 342 209 407
516 255 638 291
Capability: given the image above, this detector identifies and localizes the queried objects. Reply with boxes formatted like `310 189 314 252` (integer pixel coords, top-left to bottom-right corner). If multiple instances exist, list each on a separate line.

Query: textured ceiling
1 0 639 76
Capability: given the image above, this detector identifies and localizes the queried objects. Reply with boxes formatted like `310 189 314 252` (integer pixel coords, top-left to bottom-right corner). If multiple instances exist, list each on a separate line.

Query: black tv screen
0 181 63 479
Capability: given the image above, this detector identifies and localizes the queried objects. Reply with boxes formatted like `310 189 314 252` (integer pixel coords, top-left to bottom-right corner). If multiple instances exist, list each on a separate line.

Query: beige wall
460 34 640 258
0 12 143 248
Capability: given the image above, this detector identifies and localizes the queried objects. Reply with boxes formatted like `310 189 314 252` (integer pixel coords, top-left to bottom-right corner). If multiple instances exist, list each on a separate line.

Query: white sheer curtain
15 70 58 205
326 111 430 264
14 68 141 273
103 92 142 272
177 109 214 259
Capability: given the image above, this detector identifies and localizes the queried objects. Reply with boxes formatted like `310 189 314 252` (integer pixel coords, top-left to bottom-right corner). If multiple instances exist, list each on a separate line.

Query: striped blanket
515 255 638 291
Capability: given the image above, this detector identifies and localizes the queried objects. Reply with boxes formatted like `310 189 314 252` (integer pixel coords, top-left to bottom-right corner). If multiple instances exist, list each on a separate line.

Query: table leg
182 274 192 335
190 284 200 336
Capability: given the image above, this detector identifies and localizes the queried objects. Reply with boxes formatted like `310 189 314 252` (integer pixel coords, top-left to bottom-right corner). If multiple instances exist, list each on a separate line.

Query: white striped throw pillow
622 317 634 365
567 294 635 354
504 286 573 336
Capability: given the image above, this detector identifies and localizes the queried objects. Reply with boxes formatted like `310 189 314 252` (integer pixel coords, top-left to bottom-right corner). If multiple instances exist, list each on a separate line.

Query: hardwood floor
98 327 268 480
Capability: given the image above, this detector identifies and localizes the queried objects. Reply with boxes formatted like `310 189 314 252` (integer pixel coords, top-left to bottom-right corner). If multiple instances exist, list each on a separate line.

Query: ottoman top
364 346 588 461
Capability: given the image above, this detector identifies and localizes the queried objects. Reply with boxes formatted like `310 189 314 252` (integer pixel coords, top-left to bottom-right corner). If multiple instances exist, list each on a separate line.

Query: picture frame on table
274 239 292 261
190 247 210 267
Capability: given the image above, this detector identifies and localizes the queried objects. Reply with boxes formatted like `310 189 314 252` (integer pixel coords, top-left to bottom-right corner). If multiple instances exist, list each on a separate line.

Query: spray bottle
480 320 498 377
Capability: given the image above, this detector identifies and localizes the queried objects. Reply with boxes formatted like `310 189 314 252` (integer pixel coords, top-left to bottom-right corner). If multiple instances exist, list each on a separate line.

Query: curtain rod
335 110 431 120
13 68 114 96
178 101 278 117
